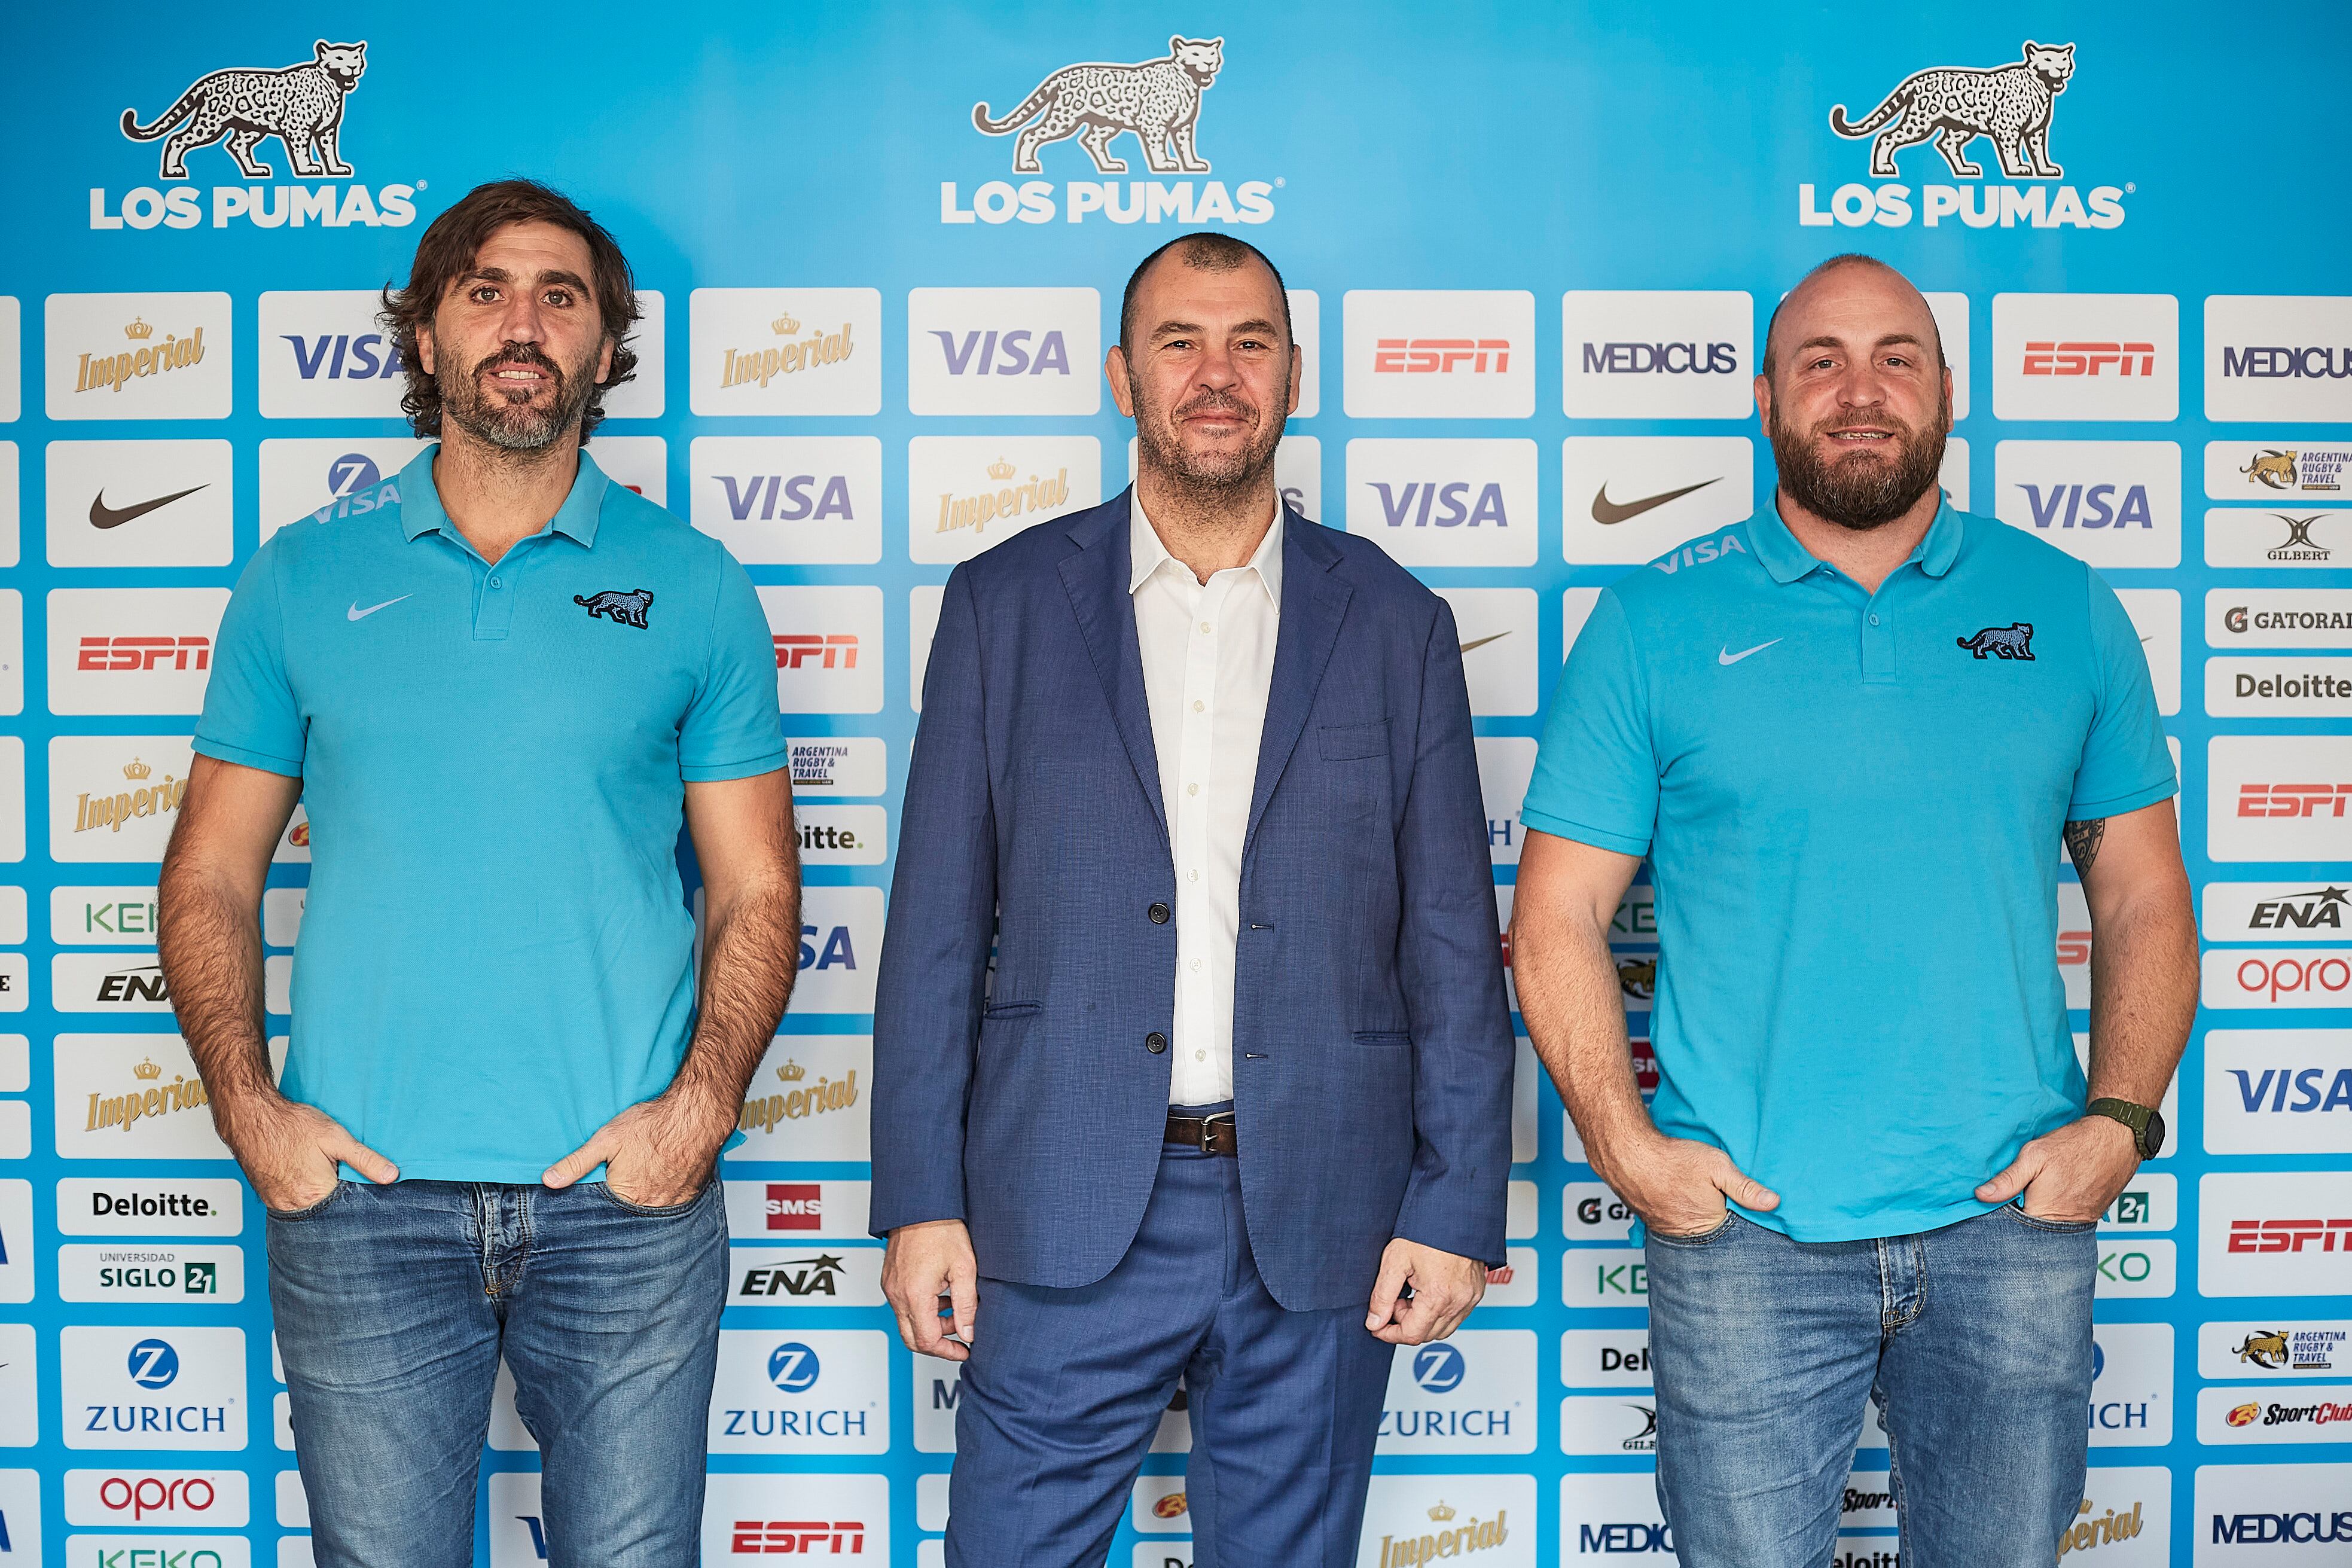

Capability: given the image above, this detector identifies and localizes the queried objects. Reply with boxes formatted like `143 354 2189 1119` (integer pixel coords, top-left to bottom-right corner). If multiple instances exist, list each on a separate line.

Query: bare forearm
672 878 801 1109
1515 902 1655 1172
155 864 278 1110
2086 893 2198 1106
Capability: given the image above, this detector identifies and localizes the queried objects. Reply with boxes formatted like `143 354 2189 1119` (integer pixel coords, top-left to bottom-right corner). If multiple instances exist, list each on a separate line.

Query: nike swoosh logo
89 484 208 529
1592 477 1720 526
347 595 411 621
1719 639 1781 666
1459 632 1511 654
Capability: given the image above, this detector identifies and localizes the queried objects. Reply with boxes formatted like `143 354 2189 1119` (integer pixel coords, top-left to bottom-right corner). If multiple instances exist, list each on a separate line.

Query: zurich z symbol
574 588 654 629
1957 622 2034 660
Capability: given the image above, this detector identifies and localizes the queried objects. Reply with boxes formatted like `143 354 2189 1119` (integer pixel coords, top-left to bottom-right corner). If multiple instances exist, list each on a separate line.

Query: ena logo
99 41 421 233
1802 41 2125 230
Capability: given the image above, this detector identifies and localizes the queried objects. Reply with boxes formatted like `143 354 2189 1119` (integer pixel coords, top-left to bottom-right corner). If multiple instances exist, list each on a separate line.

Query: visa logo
2015 483 2155 529
1368 481 1511 528
281 332 404 380
931 329 1072 377
2229 1067 2352 1114
718 474 856 523
798 924 858 971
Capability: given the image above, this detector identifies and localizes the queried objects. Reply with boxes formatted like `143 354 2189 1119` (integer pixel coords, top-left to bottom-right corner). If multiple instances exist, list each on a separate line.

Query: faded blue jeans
267 1177 727 1568
1644 1204 2097 1568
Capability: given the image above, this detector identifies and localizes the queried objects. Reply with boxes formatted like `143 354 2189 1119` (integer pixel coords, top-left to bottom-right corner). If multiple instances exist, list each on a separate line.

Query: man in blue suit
874 232 1515 1567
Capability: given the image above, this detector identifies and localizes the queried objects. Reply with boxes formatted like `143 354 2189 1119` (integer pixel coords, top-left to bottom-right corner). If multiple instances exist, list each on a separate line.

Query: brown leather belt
1164 1109 1238 1157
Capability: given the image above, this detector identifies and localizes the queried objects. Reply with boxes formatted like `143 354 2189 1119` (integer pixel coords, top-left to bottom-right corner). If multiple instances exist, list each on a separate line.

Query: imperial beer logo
719 309 856 391
1802 39 2128 230
934 456 1070 547
739 1058 858 1136
97 39 421 231
947 36 1275 225
73 316 207 396
72 758 185 838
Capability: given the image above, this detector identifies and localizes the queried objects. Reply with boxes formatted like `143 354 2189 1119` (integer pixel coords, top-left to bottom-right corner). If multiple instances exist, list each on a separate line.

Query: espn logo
774 634 859 671
79 636 209 672
765 1182 821 1231
2240 783 2352 818
2228 1218 2352 1253
1374 338 1512 374
731 1520 866 1555
2023 341 2158 377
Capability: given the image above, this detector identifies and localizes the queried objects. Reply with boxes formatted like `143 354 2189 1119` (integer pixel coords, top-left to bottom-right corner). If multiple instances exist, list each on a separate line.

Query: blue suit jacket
870 491 1515 1311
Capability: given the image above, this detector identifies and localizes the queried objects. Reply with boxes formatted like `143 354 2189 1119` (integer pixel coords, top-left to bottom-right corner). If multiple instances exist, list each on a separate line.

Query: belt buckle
1195 1110 1234 1154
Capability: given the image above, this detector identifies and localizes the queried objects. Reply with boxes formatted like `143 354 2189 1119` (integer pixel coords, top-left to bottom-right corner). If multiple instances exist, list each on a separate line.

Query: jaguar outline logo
1830 40 2075 180
573 588 654 629
122 39 368 181
1957 623 2035 660
972 35 1224 173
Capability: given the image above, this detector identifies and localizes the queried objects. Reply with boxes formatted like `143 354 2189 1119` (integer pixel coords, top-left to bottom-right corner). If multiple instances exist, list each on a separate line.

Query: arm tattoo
2064 817 2106 876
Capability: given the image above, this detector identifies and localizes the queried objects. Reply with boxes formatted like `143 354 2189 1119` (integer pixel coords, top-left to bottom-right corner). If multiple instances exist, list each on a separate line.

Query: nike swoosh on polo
1459 632 1511 654
347 595 412 621
1718 639 1780 666
89 484 209 529
1592 477 1720 525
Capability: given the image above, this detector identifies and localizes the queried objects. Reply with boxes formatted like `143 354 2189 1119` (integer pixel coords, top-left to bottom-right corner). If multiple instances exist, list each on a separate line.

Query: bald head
1120 232 1291 352
1762 254 1944 388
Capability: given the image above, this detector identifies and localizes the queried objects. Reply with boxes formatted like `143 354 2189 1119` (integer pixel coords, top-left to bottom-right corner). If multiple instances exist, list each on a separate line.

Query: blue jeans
1643 1205 2097 1568
947 1125 1394 1568
267 1177 727 1568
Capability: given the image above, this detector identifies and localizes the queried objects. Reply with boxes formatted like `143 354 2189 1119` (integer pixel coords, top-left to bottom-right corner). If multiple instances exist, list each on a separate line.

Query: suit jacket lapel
1058 492 1169 847
1246 511 1352 856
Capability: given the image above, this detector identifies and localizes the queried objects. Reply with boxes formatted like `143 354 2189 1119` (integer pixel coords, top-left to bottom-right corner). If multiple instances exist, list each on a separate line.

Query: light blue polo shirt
195 446 786 1183
1524 499 2175 1241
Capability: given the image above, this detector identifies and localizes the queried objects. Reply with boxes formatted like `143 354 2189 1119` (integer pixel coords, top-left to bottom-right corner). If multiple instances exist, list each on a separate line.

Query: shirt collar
396 443 611 548
1749 490 1966 585
1128 494 1285 610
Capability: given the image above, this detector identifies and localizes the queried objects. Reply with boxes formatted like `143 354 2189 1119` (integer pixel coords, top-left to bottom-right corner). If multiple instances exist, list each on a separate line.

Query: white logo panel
53 1035 231 1161
49 736 192 862
2091 1322 2173 1447
57 1243 245 1303
2207 737 2352 862
1558 1472 1676 1563
2208 657 2352 718
47 293 233 421
47 590 229 716
1344 439 1537 567
907 287 1100 416
759 586 883 715
2208 589 2352 649
689 288 881 417
2205 296 2352 423
1376 1329 1535 1454
1355 1473 1533 1566
256 437 425 542
1439 589 1538 717
2117 590 2180 715
724 1035 871 1161
597 288 665 420
1344 289 1535 419
1990 293 2177 422
256 290 405 417
1562 437 1754 565
707 1329 889 1453
698 1473 891 1563
2193 1462 2352 1564
690 436 883 565
1991 441 2180 567
790 886 884 1014
2206 440 2352 501
60 1325 246 1450
63 1468 249 1527
1477 737 1536 867
2200 1172 2352 1297
2205 508 2352 571
55 1178 243 1237
47 441 234 568
2203 886 2352 946
1562 291 1753 419
2198 1320 2352 1380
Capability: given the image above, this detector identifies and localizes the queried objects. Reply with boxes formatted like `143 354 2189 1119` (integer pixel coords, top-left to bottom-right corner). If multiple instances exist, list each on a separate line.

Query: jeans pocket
1648 1210 1738 1246
264 1180 349 1222
2001 1199 2098 1234
595 1176 715 1218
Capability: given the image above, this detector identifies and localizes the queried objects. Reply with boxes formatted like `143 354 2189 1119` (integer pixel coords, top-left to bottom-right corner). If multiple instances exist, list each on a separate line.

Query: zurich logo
126 1337 181 1389
327 452 383 500
2091 1342 2106 1383
1411 1343 1466 1394
767 1340 821 1393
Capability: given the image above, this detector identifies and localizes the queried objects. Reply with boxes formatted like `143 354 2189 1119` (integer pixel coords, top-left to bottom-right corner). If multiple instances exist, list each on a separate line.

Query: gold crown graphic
1427 1502 1457 1523
123 758 152 780
124 317 154 341
986 458 1017 481
133 1056 163 1081
777 1059 807 1083
771 311 802 335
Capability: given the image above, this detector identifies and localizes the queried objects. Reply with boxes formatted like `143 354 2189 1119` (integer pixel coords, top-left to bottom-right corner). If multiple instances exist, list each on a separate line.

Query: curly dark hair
379 178 640 442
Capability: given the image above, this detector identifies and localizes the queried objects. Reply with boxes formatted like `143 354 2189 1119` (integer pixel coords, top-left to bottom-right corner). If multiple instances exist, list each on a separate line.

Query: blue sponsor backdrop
2 1 2350 1563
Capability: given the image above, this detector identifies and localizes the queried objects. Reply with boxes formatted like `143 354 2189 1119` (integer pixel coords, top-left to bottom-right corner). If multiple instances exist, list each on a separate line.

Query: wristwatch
2087 1097 2165 1160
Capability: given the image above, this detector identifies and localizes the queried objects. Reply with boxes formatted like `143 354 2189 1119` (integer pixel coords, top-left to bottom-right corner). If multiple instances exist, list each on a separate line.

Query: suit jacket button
1148 902 1170 924
1145 1032 1168 1054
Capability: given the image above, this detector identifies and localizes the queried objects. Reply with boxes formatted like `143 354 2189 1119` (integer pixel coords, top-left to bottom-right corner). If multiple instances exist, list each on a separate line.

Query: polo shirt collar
1750 490 1967 585
1127 493 1284 610
396 443 611 548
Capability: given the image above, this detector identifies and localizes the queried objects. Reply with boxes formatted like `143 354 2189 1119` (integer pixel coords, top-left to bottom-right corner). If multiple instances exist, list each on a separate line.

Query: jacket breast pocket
1318 719 1390 820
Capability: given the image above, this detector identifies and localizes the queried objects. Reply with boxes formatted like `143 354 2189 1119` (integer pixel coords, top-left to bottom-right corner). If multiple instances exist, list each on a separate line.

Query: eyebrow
1793 331 1927 355
454 266 593 294
1149 317 1285 340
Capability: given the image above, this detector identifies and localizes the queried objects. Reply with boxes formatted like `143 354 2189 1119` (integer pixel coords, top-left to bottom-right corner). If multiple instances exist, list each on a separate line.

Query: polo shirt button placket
474 550 523 640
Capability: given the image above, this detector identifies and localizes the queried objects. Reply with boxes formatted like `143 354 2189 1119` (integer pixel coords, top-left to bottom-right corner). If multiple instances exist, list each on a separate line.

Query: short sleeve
192 542 305 777
679 551 789 782
2068 568 2177 819
1520 588 1658 856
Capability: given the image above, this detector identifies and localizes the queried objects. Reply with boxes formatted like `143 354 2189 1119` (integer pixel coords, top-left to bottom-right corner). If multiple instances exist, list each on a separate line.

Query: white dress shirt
1130 499 1283 1106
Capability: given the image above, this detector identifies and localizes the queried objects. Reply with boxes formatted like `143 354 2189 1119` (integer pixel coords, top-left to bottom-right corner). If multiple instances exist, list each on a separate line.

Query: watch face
2143 1108 2167 1158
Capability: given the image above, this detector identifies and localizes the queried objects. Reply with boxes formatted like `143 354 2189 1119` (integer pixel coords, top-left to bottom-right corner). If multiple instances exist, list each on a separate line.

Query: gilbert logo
946 37 1273 225
1802 40 2126 230
98 39 420 231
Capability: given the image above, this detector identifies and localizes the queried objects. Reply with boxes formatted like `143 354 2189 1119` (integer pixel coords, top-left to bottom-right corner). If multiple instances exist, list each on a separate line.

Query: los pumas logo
574 589 654 629
1801 41 2126 230
945 36 1273 226
1957 622 2035 660
96 39 421 232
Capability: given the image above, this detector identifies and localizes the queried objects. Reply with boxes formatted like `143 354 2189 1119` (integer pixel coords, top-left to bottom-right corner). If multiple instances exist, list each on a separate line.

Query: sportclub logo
945 36 1274 225
1801 40 2127 230
97 39 422 231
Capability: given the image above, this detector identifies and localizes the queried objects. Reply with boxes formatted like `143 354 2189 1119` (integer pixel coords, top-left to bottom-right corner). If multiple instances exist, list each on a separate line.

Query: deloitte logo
127 1337 181 1389
1411 1344 1466 1395
766 1341 821 1394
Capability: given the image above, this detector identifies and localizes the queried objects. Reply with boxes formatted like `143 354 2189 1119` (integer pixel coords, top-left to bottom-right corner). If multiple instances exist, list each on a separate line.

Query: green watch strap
2087 1096 2156 1157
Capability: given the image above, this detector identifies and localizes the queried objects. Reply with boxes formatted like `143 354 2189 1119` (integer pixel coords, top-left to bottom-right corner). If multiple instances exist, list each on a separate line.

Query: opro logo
78 636 209 672
2024 341 2158 376
2239 783 2352 817
2231 956 2352 1004
99 1473 216 1521
2229 1218 2352 1253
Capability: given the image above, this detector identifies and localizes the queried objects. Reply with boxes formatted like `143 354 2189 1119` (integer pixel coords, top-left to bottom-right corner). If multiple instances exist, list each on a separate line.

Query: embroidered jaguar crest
1957 623 2034 660
575 588 654 629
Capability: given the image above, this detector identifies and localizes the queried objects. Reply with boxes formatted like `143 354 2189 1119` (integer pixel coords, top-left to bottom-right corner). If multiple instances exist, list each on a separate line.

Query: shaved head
1120 232 1291 351
1762 254 1944 386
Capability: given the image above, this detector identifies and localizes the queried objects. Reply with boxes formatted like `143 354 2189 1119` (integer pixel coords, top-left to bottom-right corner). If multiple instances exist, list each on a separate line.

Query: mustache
1173 389 1255 423
472 344 563 383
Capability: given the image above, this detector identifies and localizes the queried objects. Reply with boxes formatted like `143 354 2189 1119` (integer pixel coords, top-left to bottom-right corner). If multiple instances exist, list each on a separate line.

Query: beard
1129 371 1288 502
1768 398 1948 531
440 340 601 452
